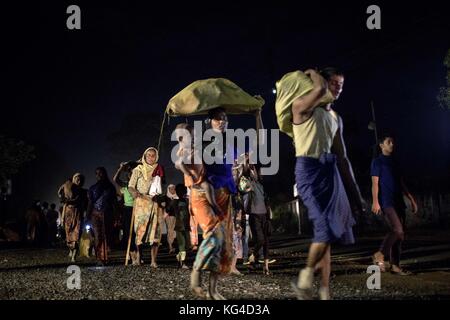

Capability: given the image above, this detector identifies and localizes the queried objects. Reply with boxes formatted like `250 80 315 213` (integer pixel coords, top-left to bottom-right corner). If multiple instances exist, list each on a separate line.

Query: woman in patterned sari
201 107 239 297
128 147 165 267
175 122 230 300
58 173 88 262
87 167 116 265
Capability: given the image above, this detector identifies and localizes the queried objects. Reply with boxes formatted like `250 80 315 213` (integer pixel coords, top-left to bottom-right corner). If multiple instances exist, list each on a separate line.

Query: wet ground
1 229 450 300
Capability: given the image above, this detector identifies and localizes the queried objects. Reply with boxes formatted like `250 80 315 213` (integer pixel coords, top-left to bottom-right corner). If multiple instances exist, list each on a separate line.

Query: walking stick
125 206 135 266
102 211 107 264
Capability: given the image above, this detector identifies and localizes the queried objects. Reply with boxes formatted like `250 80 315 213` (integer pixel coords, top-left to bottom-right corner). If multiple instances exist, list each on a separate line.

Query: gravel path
1 233 450 300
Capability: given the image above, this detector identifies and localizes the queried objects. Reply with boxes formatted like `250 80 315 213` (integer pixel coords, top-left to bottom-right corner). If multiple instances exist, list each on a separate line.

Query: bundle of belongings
166 78 264 116
275 70 335 138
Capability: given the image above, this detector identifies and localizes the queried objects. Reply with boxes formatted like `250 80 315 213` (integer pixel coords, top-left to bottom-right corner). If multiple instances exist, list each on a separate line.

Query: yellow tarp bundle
166 78 265 116
275 70 334 138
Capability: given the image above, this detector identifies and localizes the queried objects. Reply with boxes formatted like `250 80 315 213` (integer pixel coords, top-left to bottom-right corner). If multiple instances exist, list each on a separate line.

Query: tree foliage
0 135 35 184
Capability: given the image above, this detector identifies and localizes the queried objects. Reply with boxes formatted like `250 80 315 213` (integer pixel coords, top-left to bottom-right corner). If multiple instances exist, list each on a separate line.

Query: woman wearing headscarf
174 123 226 299
201 107 264 294
87 167 116 265
165 184 178 254
199 107 238 298
128 147 165 267
58 173 88 262
185 107 252 299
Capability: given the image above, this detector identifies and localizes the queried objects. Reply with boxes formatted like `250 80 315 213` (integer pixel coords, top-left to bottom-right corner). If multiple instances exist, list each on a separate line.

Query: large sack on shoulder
275 71 334 138
167 78 264 116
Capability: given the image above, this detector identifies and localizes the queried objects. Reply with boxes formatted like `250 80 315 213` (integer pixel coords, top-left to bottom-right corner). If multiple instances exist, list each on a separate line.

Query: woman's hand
371 201 382 215
410 199 418 214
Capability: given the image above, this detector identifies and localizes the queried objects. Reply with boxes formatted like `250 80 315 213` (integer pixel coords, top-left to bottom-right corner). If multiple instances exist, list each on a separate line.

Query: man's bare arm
112 164 126 195
371 176 381 215
175 158 197 181
291 70 328 124
331 118 364 212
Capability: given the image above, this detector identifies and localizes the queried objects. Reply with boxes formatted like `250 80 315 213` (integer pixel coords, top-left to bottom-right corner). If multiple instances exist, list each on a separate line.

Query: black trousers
249 213 269 260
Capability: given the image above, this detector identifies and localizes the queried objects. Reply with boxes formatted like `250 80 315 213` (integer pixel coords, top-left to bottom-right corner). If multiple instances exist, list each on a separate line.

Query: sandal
259 259 276 264
390 265 412 276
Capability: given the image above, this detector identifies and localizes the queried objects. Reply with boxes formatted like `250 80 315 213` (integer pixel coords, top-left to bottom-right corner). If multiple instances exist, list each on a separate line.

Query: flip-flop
258 259 277 264
390 267 412 276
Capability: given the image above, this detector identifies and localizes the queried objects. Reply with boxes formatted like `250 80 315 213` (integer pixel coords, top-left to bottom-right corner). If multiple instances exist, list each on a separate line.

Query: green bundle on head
166 78 264 117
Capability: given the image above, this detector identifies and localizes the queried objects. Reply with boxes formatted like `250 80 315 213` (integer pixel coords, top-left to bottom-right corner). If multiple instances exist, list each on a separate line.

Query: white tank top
293 107 339 158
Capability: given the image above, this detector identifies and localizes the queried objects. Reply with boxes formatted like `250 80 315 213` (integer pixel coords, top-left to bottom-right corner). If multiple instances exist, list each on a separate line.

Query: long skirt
64 205 81 250
91 209 113 262
295 153 355 245
133 196 163 246
191 188 234 274
232 225 243 259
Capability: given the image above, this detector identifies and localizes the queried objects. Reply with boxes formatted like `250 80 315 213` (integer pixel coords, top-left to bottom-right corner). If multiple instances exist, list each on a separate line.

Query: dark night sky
2 1 450 212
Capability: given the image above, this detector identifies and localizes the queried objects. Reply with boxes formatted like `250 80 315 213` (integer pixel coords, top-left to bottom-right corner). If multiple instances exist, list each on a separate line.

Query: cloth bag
167 78 264 116
275 70 334 138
